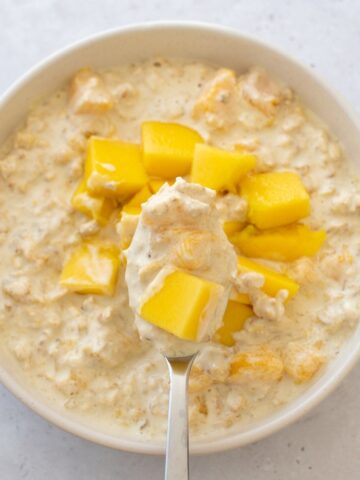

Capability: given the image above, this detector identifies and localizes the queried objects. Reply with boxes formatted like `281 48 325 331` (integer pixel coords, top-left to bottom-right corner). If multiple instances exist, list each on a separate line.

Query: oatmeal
0 58 359 440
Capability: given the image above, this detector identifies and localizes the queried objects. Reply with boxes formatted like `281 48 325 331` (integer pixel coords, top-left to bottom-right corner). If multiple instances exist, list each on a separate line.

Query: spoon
163 352 198 480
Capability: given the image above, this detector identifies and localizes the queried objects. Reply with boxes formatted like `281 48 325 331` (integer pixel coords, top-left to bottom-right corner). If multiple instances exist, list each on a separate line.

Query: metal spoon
163 352 198 480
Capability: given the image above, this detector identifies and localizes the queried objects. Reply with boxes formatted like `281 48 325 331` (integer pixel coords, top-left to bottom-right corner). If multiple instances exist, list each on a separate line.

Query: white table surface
1 1 360 478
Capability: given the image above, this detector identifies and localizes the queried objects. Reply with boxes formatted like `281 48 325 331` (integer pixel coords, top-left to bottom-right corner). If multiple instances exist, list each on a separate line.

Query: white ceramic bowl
1 22 360 455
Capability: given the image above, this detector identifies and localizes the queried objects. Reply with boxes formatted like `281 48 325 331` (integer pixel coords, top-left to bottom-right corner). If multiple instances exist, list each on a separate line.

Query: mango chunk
191 143 256 193
192 68 236 118
85 137 148 200
118 212 140 250
233 256 299 304
149 179 166 193
122 185 152 215
223 221 245 237
140 270 224 342
230 224 326 261
60 242 119 295
214 301 252 346
126 185 153 206
141 121 204 178
71 178 115 225
232 293 251 305
230 347 284 382
241 172 310 229
121 205 142 215
69 68 113 114
149 179 174 193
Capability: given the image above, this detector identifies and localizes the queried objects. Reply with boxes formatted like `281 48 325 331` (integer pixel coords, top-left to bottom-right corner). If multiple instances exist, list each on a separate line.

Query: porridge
0 58 359 440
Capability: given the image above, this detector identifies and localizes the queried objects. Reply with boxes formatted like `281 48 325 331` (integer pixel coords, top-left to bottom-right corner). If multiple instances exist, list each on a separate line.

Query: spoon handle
164 355 197 480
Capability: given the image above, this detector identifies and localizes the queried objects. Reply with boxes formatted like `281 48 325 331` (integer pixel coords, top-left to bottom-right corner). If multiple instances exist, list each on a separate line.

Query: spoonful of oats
125 178 237 479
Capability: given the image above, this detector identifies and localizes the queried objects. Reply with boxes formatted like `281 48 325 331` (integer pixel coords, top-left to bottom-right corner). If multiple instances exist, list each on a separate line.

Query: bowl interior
1 22 360 454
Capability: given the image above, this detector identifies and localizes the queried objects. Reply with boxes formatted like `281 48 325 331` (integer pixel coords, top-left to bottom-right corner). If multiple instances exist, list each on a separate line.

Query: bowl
1 21 360 455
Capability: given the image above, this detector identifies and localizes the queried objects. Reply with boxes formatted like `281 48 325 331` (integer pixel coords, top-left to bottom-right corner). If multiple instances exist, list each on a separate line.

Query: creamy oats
0 58 359 440
125 178 237 356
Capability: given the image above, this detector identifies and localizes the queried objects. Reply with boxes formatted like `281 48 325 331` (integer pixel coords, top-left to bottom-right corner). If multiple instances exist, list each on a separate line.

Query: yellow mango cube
191 143 256 193
241 172 310 229
60 242 120 295
214 301 252 346
121 205 141 215
71 178 115 225
140 270 224 342
149 179 174 193
149 179 166 193
230 347 284 382
233 256 299 304
223 221 245 237
121 185 152 215
230 224 326 261
126 185 153 206
141 121 204 178
232 292 251 304
118 212 140 250
85 137 148 200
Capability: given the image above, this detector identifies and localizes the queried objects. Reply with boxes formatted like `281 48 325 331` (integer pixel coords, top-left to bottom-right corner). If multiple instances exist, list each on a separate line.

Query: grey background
0 1 359 478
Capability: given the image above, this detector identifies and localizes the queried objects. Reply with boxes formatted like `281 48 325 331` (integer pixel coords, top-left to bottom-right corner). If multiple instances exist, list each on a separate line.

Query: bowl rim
1 20 360 455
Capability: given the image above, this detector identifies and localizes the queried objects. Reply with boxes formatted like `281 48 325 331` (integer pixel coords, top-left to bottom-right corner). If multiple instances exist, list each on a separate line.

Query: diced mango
149 179 166 193
149 179 174 193
214 301 252 346
60 242 120 295
230 224 326 261
234 256 299 303
191 144 256 193
118 212 140 250
85 137 148 200
192 69 236 118
121 185 152 215
121 205 141 215
241 172 310 229
71 178 115 225
126 185 153 206
230 347 284 382
141 121 204 178
232 292 251 305
140 270 224 342
223 221 245 237
69 68 113 114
